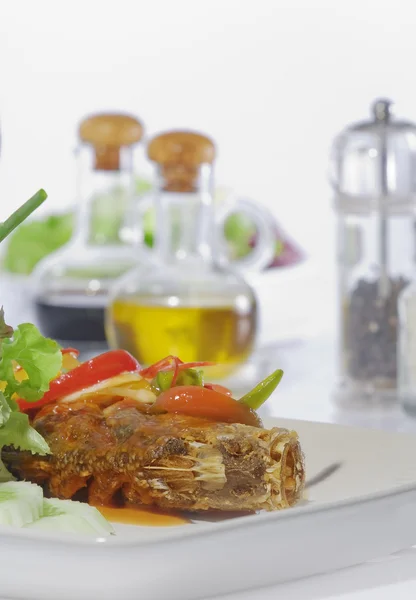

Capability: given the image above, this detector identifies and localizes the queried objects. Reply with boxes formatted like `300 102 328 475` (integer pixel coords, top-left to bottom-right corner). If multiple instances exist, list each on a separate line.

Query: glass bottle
331 99 416 404
32 112 144 352
106 130 276 378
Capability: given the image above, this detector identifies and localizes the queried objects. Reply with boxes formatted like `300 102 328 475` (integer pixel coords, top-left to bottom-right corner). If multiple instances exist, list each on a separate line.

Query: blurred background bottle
106 130 276 378
32 112 144 352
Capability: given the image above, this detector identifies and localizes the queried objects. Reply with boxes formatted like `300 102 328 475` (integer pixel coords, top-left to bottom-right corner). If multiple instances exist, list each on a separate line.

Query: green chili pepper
179 368 203 387
155 370 174 391
239 369 284 410
155 368 204 392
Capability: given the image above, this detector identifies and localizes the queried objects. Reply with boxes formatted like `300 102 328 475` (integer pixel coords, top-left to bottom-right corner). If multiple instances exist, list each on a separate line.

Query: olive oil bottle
106 130 275 377
110 297 256 378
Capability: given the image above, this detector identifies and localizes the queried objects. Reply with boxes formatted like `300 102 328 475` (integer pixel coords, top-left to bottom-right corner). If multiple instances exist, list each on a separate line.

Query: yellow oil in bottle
107 295 256 379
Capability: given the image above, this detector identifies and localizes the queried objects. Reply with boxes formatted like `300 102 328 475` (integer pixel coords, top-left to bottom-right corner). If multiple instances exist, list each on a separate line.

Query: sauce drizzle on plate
98 505 189 527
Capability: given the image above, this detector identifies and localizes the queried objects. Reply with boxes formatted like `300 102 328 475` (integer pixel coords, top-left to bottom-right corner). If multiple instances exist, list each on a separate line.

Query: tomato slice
155 386 261 427
204 383 232 396
17 349 140 413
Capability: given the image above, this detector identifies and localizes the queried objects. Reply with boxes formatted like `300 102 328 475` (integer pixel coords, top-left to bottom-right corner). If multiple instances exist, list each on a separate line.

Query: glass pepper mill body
331 99 416 404
32 113 144 351
106 130 275 378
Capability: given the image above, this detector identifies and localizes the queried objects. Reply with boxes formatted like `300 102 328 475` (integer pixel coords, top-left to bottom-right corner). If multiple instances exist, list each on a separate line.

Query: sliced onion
95 386 156 404
59 372 144 404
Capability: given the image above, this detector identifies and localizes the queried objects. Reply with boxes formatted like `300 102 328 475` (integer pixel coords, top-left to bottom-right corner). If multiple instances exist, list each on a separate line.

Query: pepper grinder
331 99 416 404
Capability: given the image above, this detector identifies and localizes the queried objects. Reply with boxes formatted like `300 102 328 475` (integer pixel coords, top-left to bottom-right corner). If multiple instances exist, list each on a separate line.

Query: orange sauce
98 505 190 527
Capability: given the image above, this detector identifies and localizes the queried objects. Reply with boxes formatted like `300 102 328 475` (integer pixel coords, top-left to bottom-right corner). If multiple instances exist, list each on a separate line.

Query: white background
1 0 416 267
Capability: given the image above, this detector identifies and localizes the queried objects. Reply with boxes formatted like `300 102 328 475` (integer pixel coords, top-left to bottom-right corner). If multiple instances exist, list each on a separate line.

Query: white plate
2 417 416 600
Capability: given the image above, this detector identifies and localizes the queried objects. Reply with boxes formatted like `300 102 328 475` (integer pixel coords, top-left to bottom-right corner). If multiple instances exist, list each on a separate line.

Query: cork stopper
79 113 144 171
147 130 215 192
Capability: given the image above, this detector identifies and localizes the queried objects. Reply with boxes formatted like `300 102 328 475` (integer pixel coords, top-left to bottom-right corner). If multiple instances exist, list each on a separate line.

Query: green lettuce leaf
0 323 62 402
0 393 11 428
0 322 58 479
2 214 73 275
0 322 56 480
0 412 50 455
0 307 13 342
0 307 13 363
0 458 14 482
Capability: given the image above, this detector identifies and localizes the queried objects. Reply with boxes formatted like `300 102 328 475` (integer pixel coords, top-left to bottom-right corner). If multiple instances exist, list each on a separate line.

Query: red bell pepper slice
204 383 232 396
17 349 140 413
155 385 261 427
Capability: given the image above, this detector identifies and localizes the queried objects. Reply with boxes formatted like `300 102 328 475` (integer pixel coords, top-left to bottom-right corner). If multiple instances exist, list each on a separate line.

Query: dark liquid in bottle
35 301 107 345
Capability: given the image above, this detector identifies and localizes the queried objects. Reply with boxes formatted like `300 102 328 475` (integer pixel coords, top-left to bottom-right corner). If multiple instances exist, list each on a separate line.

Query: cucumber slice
26 498 115 536
0 481 43 527
0 482 115 536
26 513 107 535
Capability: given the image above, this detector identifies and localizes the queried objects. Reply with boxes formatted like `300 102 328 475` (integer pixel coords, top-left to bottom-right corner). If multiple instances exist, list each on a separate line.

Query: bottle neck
73 145 135 247
153 164 216 264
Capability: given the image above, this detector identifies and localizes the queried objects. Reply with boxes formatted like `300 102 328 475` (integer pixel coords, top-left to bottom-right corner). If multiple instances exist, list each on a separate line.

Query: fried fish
4 401 305 512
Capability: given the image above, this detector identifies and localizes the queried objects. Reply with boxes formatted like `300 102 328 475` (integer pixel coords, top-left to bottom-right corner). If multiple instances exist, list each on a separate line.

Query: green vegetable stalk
0 189 47 243
239 368 284 410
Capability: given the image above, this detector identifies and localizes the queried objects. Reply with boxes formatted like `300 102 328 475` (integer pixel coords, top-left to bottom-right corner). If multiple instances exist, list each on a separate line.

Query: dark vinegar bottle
33 112 144 353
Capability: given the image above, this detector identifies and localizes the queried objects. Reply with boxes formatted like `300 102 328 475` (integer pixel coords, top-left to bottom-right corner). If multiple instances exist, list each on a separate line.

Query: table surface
2 279 416 599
